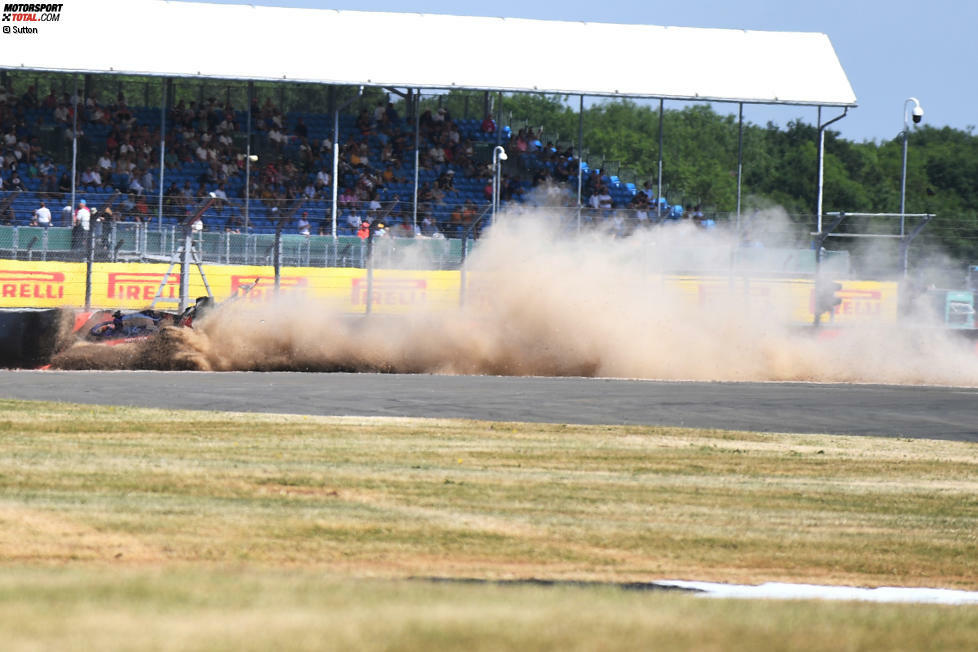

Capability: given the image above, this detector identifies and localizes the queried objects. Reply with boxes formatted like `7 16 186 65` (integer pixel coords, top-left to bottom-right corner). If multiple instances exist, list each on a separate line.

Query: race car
76 279 256 345
79 308 180 344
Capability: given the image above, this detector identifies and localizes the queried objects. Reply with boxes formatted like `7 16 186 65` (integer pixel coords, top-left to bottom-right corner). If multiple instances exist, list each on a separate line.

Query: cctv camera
912 106 924 124
499 150 508 161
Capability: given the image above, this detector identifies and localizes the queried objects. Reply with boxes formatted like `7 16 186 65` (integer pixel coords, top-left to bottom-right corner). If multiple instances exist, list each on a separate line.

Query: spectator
34 200 51 228
297 211 311 236
8 170 25 191
72 199 91 250
315 168 331 190
481 113 496 134
80 166 101 188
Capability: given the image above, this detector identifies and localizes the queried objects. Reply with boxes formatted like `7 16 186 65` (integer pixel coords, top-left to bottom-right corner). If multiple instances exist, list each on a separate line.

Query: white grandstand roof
3 0 857 107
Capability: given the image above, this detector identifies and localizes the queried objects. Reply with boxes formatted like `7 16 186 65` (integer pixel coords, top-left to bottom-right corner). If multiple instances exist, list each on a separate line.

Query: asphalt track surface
1 370 976 441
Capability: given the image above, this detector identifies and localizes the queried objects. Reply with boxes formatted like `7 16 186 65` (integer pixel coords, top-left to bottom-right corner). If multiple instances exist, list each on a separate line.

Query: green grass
1 399 977 650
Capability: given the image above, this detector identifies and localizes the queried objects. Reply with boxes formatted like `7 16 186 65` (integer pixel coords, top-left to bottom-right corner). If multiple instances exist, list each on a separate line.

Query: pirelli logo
107 272 180 301
351 278 427 306
0 269 65 299
231 275 307 301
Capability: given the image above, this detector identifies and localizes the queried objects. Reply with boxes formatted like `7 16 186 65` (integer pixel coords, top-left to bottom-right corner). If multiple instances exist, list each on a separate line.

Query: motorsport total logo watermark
2 3 63 35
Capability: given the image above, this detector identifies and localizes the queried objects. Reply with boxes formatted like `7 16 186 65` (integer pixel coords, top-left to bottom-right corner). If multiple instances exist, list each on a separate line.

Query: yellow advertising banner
0 259 899 324
0 260 463 313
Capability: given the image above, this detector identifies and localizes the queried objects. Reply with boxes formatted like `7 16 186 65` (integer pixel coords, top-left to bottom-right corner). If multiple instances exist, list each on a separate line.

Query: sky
178 0 977 143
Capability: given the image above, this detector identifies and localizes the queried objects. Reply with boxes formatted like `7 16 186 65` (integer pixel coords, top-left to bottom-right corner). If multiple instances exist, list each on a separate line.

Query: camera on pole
815 281 843 317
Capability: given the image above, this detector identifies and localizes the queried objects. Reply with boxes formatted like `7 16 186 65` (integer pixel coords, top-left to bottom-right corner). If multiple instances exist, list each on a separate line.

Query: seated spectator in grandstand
58 172 72 194
138 168 154 194
293 117 308 139
419 182 438 205
339 187 357 209
211 182 228 201
315 168 331 190
216 110 235 135
53 102 70 124
419 213 440 237
79 167 101 188
356 109 372 135
120 194 136 216
514 128 529 153
302 180 317 200
500 175 521 202
630 192 651 225
317 136 333 157
89 102 110 126
224 215 243 233
436 169 455 192
296 211 311 236
366 191 382 215
589 184 613 211
96 150 114 174
379 142 396 166
128 173 145 196
7 170 24 191
267 124 287 147
642 181 656 202
354 142 371 169
391 218 416 238
134 195 150 221
481 113 496 134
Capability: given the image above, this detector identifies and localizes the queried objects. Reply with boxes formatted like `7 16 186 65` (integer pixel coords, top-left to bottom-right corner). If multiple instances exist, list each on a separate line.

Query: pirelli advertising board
0 260 899 324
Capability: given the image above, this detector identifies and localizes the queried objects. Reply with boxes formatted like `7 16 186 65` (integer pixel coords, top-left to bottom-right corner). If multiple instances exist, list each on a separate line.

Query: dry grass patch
0 399 976 589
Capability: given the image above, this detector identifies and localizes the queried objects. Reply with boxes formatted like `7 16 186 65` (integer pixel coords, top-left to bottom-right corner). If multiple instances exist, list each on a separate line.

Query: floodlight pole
413 90 420 231
656 99 664 219
736 103 743 230
492 145 506 220
69 76 77 228
157 78 167 232
577 94 584 234
816 106 848 233
900 97 924 237
245 81 253 232
332 85 364 240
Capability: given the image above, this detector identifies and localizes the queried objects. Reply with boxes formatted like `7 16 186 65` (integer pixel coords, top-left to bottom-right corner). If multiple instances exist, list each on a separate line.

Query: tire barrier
0 308 74 368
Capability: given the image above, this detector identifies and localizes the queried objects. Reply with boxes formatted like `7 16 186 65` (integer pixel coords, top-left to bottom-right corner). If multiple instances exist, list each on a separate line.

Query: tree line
461 92 978 262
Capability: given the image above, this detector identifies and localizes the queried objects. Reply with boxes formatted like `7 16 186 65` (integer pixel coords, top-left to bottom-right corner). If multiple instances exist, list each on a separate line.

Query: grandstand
1 1 857 261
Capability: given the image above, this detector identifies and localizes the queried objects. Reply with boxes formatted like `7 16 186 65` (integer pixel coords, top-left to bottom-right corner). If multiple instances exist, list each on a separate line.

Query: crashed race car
78 296 216 345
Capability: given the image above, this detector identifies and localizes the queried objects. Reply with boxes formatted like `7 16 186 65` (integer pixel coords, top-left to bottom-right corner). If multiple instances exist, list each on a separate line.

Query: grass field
1 399 977 650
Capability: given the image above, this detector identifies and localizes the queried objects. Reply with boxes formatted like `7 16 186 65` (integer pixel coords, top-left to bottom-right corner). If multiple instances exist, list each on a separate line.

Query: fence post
84 226 94 310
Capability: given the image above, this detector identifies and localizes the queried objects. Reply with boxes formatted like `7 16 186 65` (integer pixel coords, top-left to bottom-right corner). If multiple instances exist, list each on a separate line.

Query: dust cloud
50 208 978 386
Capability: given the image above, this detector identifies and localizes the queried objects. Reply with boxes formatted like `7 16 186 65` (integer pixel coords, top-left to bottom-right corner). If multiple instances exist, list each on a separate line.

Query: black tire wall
0 308 74 368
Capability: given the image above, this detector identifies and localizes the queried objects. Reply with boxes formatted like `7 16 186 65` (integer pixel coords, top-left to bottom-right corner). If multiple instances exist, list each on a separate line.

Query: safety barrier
0 258 899 324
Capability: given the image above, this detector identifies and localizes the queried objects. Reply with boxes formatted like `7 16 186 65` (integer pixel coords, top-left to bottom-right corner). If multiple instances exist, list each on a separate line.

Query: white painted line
657 581 978 605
